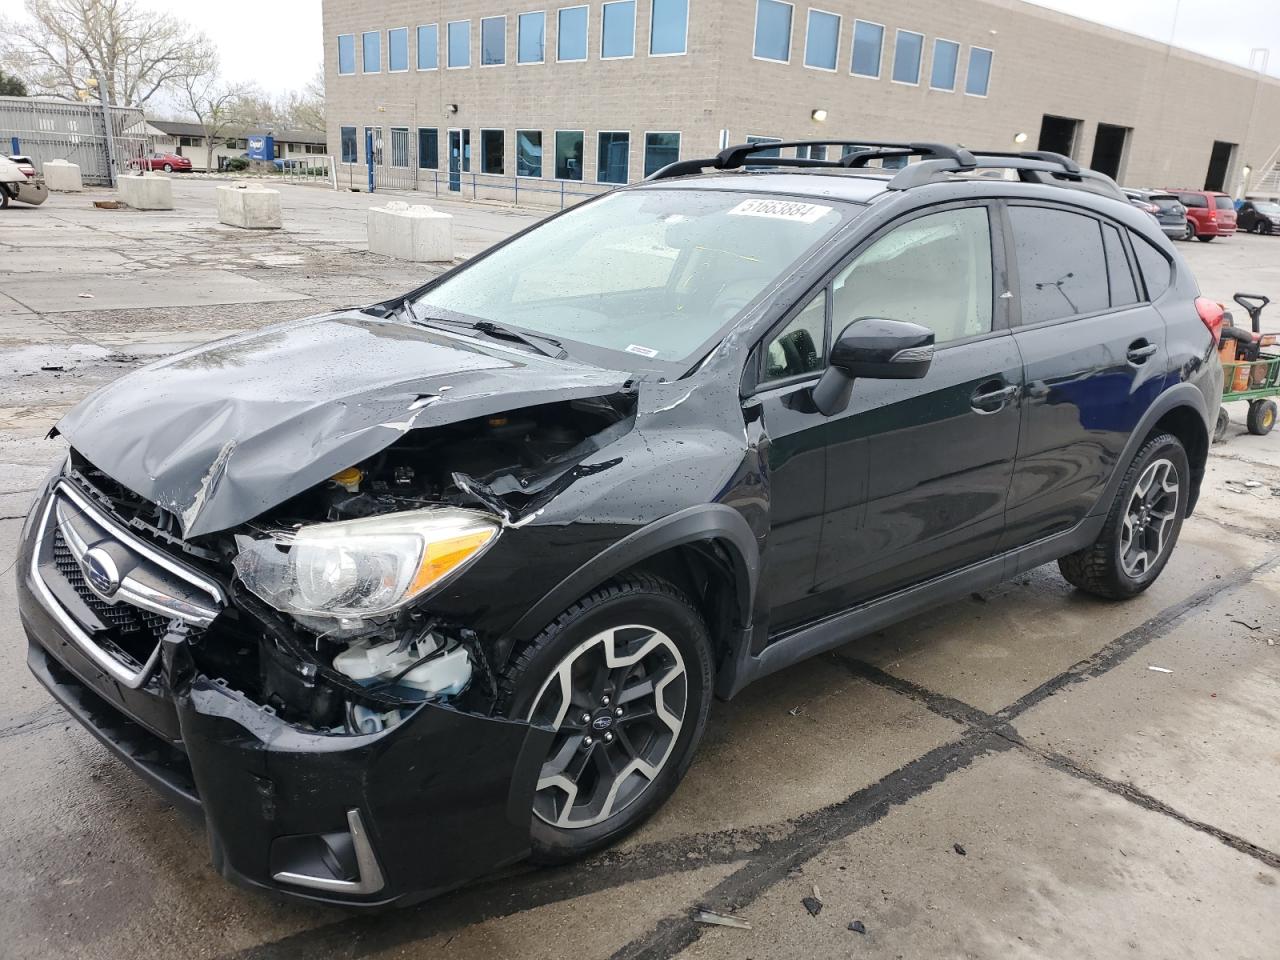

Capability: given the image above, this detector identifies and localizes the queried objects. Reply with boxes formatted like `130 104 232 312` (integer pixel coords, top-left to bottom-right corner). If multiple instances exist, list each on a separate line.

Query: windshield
414 188 851 368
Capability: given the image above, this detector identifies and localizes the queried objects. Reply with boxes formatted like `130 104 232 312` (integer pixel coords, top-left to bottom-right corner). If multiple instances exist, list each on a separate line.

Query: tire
0 186 9 209
1184 222 1196 241
1247 399 1276 436
1213 407 1230 443
162 163 173 173
1197 234 1215 242
498 574 713 863
1058 432 1189 600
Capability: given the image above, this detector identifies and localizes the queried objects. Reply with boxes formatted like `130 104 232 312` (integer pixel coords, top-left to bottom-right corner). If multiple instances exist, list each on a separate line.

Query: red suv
1168 188 1236 241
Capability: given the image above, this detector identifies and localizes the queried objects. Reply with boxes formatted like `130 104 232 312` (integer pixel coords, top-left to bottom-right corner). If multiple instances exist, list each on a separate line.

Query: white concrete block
367 201 454 262
118 173 173 210
43 159 82 192
216 183 283 229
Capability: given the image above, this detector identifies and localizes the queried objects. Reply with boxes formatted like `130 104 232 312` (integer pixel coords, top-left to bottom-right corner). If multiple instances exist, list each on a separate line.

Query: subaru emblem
81 547 121 598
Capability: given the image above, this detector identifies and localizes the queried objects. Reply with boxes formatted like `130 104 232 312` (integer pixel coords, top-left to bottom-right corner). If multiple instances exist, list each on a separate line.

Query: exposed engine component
333 633 472 699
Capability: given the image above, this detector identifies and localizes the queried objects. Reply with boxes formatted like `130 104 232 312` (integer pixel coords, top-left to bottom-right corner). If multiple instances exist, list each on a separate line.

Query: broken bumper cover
17 485 553 908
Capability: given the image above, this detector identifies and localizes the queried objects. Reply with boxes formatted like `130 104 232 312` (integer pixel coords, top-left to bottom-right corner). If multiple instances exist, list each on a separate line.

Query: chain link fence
0 96 148 185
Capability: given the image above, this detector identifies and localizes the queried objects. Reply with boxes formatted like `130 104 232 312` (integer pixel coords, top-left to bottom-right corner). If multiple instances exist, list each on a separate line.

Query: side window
1130 234 1172 301
1102 223 1139 307
1008 206 1108 324
831 206 993 343
763 290 826 382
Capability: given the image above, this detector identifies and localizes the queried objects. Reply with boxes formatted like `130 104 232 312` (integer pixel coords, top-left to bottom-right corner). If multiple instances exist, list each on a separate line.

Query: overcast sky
0 0 1275 98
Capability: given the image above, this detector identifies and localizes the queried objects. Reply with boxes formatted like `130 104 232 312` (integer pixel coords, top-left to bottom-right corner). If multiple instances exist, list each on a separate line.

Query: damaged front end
19 313 648 904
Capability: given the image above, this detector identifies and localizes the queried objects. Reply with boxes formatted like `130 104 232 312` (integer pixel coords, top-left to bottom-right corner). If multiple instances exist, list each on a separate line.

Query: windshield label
625 344 659 358
727 198 833 223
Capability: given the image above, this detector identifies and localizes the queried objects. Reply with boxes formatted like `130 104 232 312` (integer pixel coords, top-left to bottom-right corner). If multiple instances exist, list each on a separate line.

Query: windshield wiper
411 313 568 359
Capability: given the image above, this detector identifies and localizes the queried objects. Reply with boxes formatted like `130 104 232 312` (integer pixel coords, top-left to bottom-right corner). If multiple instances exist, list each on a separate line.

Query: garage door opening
1090 123 1130 181
1038 115 1081 159
1204 140 1236 192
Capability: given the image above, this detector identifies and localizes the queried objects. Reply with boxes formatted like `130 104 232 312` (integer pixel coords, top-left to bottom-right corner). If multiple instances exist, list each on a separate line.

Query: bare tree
0 0 214 106
177 73 252 173
235 68 325 133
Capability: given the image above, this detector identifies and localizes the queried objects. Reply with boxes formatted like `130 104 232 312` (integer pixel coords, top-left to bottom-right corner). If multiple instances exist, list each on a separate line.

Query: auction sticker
727 198 833 223
626 344 660 358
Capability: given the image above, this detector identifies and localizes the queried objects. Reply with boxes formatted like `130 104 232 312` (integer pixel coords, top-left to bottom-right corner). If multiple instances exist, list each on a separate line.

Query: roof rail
887 149 1124 200
645 139 976 181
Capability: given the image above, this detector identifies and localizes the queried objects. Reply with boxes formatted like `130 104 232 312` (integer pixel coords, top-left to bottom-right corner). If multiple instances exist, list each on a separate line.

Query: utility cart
1214 294 1279 441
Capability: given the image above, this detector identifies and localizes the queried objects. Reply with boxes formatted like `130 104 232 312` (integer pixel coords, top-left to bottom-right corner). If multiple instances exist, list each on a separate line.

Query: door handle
971 381 1019 412
1127 341 1158 364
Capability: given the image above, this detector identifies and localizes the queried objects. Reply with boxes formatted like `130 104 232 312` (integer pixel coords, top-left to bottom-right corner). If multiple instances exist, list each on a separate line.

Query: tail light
1196 297 1224 345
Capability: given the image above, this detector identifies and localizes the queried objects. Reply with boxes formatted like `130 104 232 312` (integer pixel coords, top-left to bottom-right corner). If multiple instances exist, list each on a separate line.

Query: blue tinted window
388 28 408 71
558 7 588 61
448 21 470 67
851 20 883 77
804 10 839 70
930 38 958 89
417 24 438 69
892 30 923 84
754 0 792 62
481 17 505 65
362 31 380 72
337 35 356 75
601 1 635 58
518 11 545 63
555 130 584 180
597 131 630 183
966 47 993 95
649 0 688 54
418 128 438 169
340 126 356 163
643 132 680 176
517 130 542 177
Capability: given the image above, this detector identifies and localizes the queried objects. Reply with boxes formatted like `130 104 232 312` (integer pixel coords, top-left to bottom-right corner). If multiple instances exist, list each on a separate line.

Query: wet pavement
1 183 1278 959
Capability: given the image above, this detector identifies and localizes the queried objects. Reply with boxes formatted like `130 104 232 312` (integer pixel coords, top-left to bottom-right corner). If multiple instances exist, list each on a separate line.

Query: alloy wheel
1120 458 1180 578
527 624 687 829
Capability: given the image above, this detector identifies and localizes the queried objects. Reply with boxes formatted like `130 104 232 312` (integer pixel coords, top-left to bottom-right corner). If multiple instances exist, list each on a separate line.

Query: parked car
1168 188 1237 241
1123 188 1189 240
19 140 1222 907
0 154 49 207
1237 199 1280 235
131 152 192 173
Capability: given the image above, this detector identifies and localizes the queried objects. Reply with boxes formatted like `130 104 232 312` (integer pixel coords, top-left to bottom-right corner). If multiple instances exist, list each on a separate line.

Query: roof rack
645 140 977 181
646 139 1125 201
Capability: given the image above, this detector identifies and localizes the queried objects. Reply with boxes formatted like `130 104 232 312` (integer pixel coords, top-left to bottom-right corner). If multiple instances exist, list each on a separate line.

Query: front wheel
499 575 713 863
1247 399 1276 436
162 163 173 172
1058 432 1188 599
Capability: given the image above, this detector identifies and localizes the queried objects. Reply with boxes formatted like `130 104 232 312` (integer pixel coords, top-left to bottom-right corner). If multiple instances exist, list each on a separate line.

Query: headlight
233 508 500 620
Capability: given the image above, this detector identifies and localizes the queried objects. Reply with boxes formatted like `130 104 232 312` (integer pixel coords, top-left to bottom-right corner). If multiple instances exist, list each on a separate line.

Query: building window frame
648 0 688 57
890 28 924 86
517 9 547 64
480 15 507 67
600 0 636 60
850 19 884 79
802 8 840 73
337 34 356 75
417 24 438 70
516 129 543 177
418 127 440 170
965 45 994 97
752 0 793 65
361 30 381 73
596 129 630 184
389 127 411 168
480 128 505 174
643 130 681 178
557 5 590 63
387 27 410 73
340 125 357 164
447 19 472 69
554 128 586 180
929 37 960 92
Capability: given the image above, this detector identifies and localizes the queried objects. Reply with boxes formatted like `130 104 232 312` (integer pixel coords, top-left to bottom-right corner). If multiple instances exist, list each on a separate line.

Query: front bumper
17 478 552 907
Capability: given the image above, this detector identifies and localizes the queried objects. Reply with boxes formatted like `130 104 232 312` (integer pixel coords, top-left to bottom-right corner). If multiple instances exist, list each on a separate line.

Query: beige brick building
321 0 1280 202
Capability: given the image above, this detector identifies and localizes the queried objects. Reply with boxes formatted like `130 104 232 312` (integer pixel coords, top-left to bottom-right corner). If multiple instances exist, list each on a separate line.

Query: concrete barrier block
43 159 82 192
118 173 173 210
367 201 454 262
217 183 283 229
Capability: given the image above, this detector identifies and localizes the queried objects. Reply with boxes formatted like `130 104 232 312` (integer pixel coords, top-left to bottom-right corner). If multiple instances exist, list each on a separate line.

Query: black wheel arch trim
504 504 760 652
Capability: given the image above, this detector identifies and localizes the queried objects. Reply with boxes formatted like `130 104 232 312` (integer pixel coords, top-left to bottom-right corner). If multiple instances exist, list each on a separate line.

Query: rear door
1001 202 1166 548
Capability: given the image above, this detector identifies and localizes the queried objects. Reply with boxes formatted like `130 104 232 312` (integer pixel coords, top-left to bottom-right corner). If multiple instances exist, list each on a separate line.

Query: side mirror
811 318 935 416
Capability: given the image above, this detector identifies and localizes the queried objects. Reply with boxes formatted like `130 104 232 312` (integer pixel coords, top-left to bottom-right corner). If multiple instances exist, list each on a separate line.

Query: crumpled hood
56 312 631 537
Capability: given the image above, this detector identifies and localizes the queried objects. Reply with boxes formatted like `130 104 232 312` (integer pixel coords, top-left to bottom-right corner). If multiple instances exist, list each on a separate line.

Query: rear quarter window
1180 193 1208 209
1102 224 1139 307
1130 233 1172 301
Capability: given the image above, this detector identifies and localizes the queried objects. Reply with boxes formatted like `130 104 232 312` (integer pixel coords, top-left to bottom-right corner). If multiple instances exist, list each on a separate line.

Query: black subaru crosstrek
17 141 1223 906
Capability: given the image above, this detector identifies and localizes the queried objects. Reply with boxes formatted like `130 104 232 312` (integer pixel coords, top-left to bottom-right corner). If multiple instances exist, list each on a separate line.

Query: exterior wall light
447 104 459 115
1013 132 1028 144
811 109 828 123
